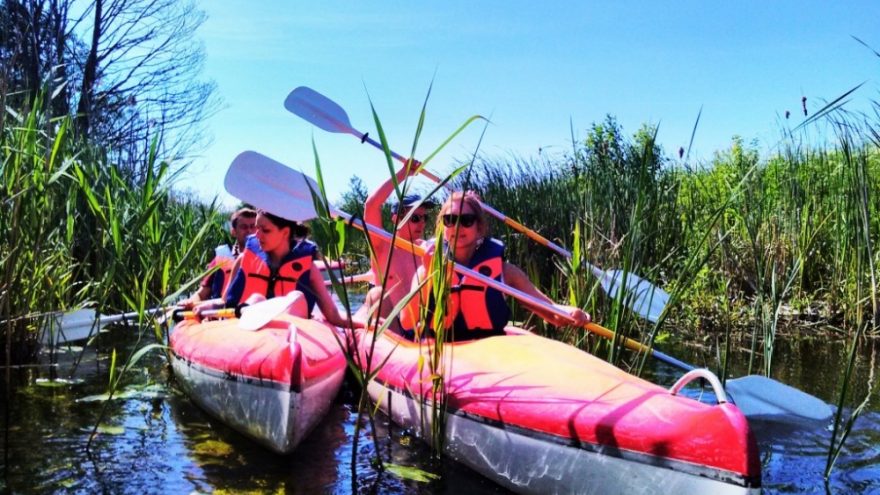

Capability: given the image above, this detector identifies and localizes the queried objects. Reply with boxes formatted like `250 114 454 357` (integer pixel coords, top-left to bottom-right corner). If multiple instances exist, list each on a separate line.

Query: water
2 313 878 493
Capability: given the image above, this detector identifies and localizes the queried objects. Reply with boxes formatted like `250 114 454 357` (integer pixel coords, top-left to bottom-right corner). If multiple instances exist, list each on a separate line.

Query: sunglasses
407 214 426 224
442 213 478 228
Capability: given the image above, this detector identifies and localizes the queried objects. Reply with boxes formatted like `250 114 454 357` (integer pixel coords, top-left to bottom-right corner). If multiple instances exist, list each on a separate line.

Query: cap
390 194 437 211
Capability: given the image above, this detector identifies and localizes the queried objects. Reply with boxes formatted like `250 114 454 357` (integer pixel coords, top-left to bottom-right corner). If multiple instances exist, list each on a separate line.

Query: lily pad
35 378 75 388
193 439 234 457
77 384 167 402
384 463 439 483
96 424 125 435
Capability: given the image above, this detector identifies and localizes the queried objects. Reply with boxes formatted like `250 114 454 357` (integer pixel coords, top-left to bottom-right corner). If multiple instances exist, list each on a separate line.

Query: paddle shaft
340 118 573 258
99 307 166 325
585 323 693 371
324 272 373 286
339 211 587 322
286 86 571 258
358 130 623 282
344 210 691 369
174 308 237 322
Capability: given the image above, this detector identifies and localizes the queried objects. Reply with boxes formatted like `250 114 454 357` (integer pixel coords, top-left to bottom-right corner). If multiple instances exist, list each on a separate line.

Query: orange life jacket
228 236 318 315
404 238 510 341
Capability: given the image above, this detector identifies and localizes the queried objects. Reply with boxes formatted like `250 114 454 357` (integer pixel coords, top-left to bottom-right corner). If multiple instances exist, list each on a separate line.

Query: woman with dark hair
401 191 588 341
197 209 365 329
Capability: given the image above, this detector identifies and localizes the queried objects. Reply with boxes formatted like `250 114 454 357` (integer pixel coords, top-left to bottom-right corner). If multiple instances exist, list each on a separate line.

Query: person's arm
179 256 221 308
363 163 419 281
180 283 212 309
309 264 367 329
502 262 590 327
221 257 245 308
400 264 429 331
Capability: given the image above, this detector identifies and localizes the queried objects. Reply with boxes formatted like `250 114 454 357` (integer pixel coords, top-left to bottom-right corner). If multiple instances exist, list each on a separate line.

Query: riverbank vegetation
1 0 223 367
1 94 223 366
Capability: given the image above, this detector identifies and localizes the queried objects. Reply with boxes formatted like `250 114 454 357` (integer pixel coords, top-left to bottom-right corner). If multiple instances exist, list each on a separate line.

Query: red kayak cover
171 316 344 388
358 328 761 480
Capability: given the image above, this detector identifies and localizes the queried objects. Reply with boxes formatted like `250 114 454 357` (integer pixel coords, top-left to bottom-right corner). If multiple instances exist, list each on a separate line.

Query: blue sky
183 1 880 207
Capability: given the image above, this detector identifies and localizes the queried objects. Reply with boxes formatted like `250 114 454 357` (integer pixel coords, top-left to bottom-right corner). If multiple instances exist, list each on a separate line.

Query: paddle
226 151 831 424
324 272 374 286
42 307 167 345
284 86 670 323
172 307 236 322
171 292 305 331
238 292 304 331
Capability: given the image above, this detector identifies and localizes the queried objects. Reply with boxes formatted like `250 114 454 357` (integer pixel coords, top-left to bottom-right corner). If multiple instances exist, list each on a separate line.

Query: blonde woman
402 191 589 341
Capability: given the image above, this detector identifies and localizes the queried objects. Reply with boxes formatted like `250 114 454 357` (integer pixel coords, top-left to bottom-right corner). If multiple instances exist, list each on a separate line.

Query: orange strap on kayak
175 308 237 322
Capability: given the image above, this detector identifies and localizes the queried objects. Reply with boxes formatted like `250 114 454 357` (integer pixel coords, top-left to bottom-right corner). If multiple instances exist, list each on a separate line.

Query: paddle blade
284 87 360 136
726 375 833 424
41 309 102 345
600 269 670 323
224 151 321 221
238 293 302 331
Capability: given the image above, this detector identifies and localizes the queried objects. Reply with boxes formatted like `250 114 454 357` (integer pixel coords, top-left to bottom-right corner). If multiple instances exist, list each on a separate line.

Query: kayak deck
170 314 346 453
357 328 761 494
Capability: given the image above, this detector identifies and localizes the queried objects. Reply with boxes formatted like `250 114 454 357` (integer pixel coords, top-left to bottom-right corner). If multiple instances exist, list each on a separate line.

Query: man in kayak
355 161 436 334
401 191 589 340
180 207 256 308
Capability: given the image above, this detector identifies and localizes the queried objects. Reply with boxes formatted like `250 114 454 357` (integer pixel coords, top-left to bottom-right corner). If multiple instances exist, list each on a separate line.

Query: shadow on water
1 319 878 494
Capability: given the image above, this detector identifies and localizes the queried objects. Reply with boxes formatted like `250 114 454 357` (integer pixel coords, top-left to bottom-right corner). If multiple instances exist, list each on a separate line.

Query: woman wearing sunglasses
402 191 589 341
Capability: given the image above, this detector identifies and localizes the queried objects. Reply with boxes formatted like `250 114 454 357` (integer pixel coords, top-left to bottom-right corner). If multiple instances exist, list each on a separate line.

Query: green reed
2 91 228 461
2 95 78 367
2 92 222 376
305 85 482 471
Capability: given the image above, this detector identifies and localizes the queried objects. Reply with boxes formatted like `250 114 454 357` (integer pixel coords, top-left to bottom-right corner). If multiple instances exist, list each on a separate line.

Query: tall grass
2 92 223 372
2 95 79 366
304 88 483 473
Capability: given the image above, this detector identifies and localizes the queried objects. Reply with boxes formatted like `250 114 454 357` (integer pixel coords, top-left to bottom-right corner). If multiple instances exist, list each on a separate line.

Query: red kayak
169 314 345 453
355 327 761 494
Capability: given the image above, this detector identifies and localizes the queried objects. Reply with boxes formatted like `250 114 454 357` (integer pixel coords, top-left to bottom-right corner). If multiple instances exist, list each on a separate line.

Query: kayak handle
668 369 729 404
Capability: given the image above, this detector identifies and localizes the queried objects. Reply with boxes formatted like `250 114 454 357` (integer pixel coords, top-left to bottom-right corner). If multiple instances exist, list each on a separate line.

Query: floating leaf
193 439 234 457
77 393 115 402
96 424 125 435
77 384 166 402
384 463 439 483
35 378 76 388
58 478 78 488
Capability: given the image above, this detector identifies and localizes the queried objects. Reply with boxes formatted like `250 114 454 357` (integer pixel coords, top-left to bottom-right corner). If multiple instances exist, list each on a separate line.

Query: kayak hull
170 315 345 454
358 329 761 494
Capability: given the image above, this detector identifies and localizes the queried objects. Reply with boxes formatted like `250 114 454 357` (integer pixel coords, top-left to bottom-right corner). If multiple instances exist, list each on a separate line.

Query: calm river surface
2 299 878 494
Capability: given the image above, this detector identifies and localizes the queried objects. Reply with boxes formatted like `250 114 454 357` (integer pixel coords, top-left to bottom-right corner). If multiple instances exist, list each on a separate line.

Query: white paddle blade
41 309 102 344
601 269 670 323
726 375 833 423
238 293 302 331
284 87 358 135
224 151 321 222
59 309 101 331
